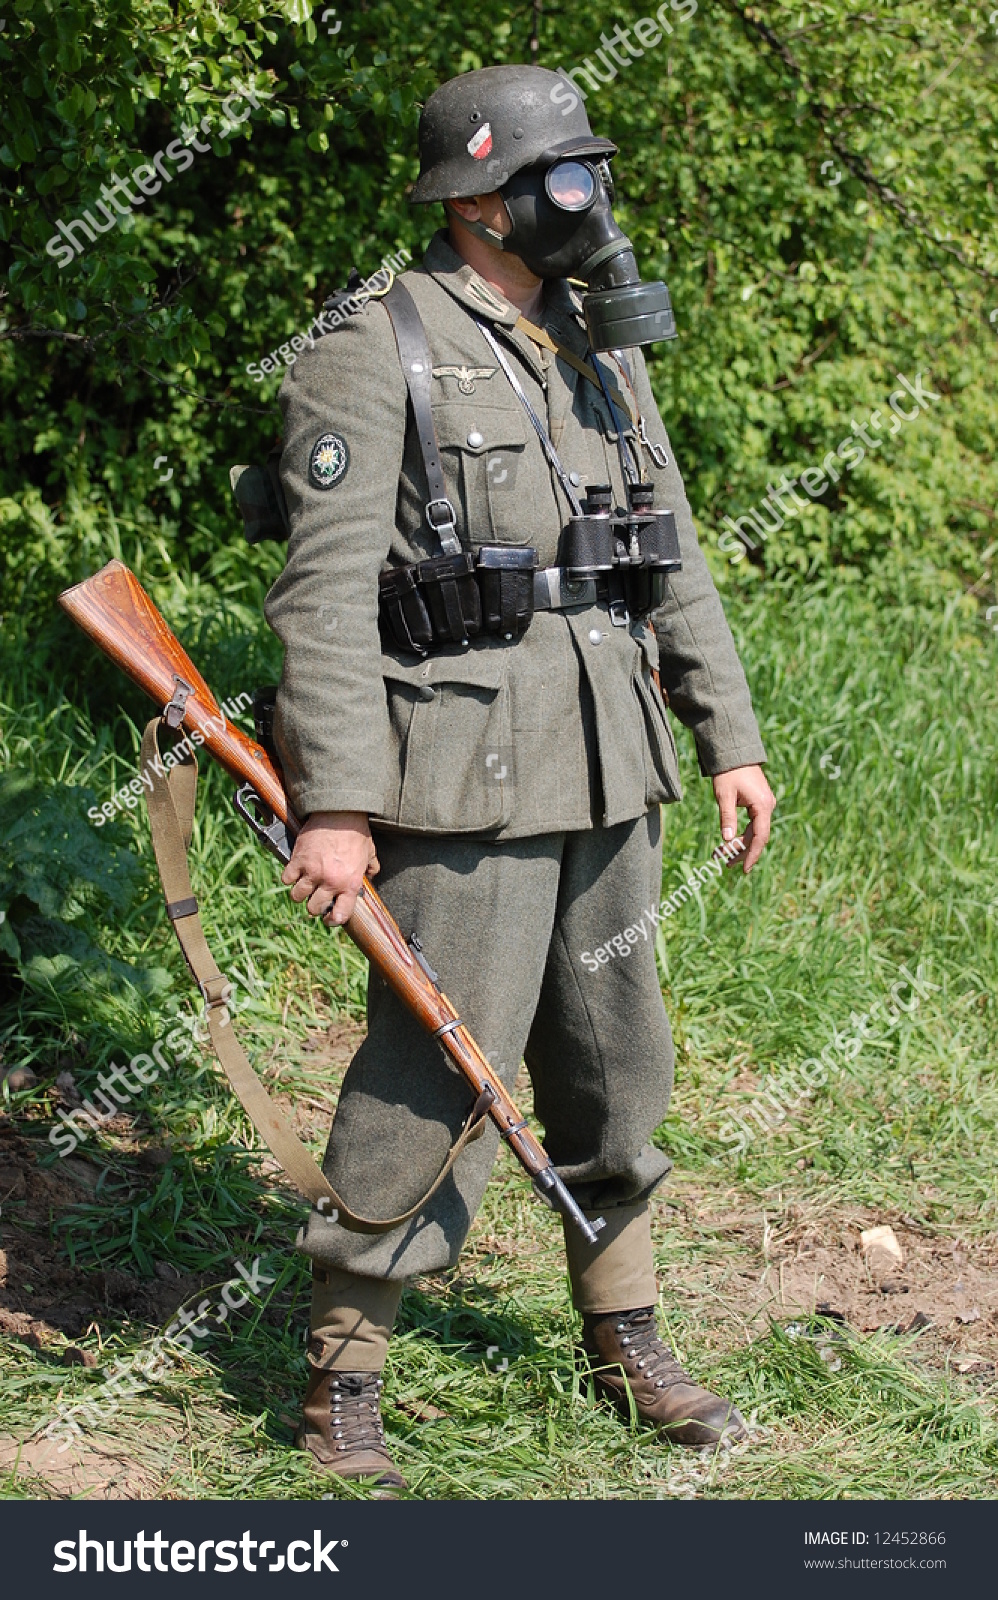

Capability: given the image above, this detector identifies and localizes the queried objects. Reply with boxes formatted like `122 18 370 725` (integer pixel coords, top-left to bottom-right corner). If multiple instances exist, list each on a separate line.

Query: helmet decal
467 122 493 159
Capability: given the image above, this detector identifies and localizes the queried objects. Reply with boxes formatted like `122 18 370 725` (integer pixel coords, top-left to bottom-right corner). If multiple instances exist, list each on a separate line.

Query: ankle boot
297 1365 406 1489
297 1266 406 1489
583 1307 749 1448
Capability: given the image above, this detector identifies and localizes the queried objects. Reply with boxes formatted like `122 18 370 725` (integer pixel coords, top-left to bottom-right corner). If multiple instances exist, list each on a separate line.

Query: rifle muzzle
533 1166 605 1245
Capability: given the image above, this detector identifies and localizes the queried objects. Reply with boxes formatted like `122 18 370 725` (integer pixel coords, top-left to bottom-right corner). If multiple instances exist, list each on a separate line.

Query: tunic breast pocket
378 646 513 834
432 405 534 546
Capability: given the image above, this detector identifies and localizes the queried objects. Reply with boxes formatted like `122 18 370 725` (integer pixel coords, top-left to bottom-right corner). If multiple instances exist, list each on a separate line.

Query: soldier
264 64 775 1491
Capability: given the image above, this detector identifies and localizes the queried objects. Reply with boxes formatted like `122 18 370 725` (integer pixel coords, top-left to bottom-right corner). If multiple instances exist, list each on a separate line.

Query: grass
0 550 995 1500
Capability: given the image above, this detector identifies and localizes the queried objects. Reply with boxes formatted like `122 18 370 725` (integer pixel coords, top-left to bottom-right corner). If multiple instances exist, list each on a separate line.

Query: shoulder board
318 267 394 332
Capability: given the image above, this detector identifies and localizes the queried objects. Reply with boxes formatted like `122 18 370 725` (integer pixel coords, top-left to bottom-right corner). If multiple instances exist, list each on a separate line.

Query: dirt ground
0 1123 214 1347
652 1180 998 1373
2 1021 996 1497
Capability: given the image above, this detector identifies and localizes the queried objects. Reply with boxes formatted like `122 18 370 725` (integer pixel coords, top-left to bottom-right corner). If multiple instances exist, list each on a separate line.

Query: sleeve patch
309 432 350 489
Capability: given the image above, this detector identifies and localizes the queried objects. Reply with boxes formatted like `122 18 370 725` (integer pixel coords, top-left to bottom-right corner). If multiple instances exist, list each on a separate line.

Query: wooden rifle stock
58 560 602 1245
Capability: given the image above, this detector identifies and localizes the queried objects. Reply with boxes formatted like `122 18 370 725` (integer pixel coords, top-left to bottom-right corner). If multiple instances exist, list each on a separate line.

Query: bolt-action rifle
58 560 603 1245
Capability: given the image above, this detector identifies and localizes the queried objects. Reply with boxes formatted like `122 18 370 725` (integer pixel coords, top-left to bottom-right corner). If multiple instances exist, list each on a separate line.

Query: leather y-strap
140 717 486 1234
514 315 636 424
382 280 461 556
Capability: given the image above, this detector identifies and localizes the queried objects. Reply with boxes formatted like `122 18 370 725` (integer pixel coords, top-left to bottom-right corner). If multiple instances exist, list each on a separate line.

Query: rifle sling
140 716 486 1234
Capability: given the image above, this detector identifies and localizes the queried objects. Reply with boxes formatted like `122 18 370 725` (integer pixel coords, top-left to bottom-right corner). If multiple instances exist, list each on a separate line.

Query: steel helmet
410 65 616 204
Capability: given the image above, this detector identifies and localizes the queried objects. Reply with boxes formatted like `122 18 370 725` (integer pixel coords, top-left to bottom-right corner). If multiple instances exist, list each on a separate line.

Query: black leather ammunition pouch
623 568 671 618
475 546 537 639
418 550 483 645
378 562 435 655
379 545 537 656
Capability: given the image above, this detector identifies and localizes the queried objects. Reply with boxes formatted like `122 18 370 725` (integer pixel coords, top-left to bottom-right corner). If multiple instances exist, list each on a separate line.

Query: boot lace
328 1372 390 1455
612 1309 690 1391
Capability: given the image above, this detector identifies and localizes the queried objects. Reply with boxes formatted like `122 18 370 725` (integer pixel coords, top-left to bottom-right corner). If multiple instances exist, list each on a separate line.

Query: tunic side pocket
377 646 513 833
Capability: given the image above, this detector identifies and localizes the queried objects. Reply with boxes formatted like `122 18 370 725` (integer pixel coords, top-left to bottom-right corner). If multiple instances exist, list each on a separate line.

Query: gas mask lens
544 161 596 213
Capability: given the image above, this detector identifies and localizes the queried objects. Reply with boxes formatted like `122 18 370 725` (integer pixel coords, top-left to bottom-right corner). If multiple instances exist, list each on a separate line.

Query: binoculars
561 483 682 616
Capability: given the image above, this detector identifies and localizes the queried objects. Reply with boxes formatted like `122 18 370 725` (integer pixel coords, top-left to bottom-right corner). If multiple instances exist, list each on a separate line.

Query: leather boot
296 1366 407 1490
297 1266 406 1490
583 1307 749 1448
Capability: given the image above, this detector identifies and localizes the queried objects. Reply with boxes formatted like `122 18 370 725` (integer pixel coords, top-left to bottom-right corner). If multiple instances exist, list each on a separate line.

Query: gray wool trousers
302 807 675 1280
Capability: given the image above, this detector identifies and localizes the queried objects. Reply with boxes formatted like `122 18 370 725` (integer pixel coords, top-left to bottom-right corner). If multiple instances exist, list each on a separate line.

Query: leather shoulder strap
382 280 461 556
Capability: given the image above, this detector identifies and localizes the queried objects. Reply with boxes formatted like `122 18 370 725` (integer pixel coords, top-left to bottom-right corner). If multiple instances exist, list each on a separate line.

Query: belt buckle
199 974 233 1021
559 570 596 609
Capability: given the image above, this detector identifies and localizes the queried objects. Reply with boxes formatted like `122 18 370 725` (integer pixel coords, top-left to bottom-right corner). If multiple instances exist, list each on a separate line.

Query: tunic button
588 628 603 645
467 430 484 448
569 471 581 486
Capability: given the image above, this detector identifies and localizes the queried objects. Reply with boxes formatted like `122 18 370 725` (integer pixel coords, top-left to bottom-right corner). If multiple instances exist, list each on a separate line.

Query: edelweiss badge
432 365 497 396
309 432 350 489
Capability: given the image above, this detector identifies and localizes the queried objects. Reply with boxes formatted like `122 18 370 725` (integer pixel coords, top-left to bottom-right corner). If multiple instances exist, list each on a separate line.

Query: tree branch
718 0 995 283
764 326 840 391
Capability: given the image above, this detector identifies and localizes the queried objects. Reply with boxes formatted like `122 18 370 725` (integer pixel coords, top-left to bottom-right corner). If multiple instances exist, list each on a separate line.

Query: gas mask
459 158 676 351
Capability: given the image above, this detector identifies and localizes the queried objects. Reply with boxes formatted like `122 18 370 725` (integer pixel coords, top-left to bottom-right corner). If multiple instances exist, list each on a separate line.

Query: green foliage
0 768 167 997
0 0 995 631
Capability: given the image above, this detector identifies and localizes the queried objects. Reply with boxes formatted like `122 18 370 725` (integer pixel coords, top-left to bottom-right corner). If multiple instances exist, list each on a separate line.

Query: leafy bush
0 769 166 997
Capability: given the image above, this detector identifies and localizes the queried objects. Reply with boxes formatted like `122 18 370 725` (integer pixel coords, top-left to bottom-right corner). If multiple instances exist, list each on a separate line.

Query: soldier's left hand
712 765 775 873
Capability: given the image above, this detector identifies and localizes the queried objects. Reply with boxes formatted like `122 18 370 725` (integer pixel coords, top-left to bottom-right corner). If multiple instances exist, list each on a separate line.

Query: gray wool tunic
264 230 766 836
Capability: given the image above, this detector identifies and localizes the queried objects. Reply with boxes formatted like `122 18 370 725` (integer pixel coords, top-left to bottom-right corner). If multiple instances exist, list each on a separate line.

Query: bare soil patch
0 1019 365 1345
0 1430 167 1500
0 1121 209 1347
256 1016 364 1175
654 1182 998 1377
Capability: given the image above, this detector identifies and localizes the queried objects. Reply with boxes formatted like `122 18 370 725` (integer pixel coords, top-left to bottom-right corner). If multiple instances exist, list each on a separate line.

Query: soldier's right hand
281 811 380 926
